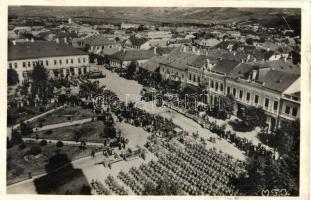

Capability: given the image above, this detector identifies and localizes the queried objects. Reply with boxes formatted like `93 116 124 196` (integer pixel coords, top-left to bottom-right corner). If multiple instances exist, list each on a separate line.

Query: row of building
159 47 300 131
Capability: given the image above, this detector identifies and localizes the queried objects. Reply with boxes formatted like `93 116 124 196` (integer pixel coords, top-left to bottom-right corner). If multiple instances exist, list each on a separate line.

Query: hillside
9 6 300 25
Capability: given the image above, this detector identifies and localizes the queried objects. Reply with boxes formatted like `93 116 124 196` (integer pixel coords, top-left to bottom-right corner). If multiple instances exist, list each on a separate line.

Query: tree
246 38 254 45
31 62 52 103
103 126 117 138
80 184 91 195
243 106 267 128
126 61 137 79
56 141 64 148
234 120 300 196
79 80 105 99
222 94 236 118
28 146 42 156
8 69 19 86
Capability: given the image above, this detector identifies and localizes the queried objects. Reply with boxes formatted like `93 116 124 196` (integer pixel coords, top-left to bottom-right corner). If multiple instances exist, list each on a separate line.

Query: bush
229 120 254 132
40 140 48 146
56 141 64 148
18 143 26 150
7 110 18 125
28 146 42 156
45 130 53 135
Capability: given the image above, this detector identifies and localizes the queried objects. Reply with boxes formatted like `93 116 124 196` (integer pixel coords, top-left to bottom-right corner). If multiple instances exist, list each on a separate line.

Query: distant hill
9 6 300 25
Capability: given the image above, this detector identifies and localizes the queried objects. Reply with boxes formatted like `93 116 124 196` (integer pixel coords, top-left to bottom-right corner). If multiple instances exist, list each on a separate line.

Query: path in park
22 137 104 148
32 117 93 132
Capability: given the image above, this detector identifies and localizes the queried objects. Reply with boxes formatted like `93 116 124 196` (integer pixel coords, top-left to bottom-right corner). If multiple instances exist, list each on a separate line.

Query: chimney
192 46 196 53
56 38 59 43
154 47 157 55
283 56 287 62
12 40 16 45
252 69 258 81
31 38 34 43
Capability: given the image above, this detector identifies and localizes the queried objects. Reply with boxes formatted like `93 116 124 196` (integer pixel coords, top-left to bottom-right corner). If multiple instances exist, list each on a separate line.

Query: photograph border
0 0 309 199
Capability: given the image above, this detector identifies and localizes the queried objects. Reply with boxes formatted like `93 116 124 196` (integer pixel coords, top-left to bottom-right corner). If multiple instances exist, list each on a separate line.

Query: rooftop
108 49 154 61
84 34 116 46
8 41 87 61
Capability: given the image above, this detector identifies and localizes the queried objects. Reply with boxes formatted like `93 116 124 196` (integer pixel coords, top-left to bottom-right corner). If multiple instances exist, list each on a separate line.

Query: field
26 121 107 143
29 105 94 127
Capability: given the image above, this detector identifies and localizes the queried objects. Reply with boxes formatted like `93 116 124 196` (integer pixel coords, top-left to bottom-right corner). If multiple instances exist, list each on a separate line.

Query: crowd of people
165 100 275 161
115 138 245 195
105 175 128 195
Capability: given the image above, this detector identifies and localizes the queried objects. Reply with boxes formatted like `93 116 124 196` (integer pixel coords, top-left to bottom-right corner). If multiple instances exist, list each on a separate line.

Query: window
189 74 192 81
239 90 243 99
265 98 269 108
23 62 26 68
9 63 12 69
211 80 214 88
28 62 31 67
83 58 86 63
198 77 200 83
14 63 17 68
215 82 218 91
227 87 231 94
182 74 184 79
32 61 36 67
71 59 73 64
246 92 250 101
54 60 57 65
66 59 69 64
46 60 49 66
59 59 62 64
292 107 298 117
285 106 290 114
254 95 259 104
78 58 81 63
273 101 278 111
233 88 236 97
193 75 196 82
220 83 223 91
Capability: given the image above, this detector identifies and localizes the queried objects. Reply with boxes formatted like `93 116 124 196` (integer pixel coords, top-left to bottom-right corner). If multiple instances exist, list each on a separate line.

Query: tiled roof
253 60 300 75
227 61 300 93
108 49 154 61
258 70 300 92
150 47 175 56
211 59 240 74
8 41 87 61
160 48 201 71
84 35 116 46
140 56 164 72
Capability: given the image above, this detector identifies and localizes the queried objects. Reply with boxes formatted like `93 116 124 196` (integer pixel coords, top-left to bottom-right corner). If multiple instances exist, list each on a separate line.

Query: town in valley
7 7 301 196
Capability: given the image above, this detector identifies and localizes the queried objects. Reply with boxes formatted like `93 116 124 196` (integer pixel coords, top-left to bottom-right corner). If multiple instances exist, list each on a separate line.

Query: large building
107 49 155 68
8 40 90 84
